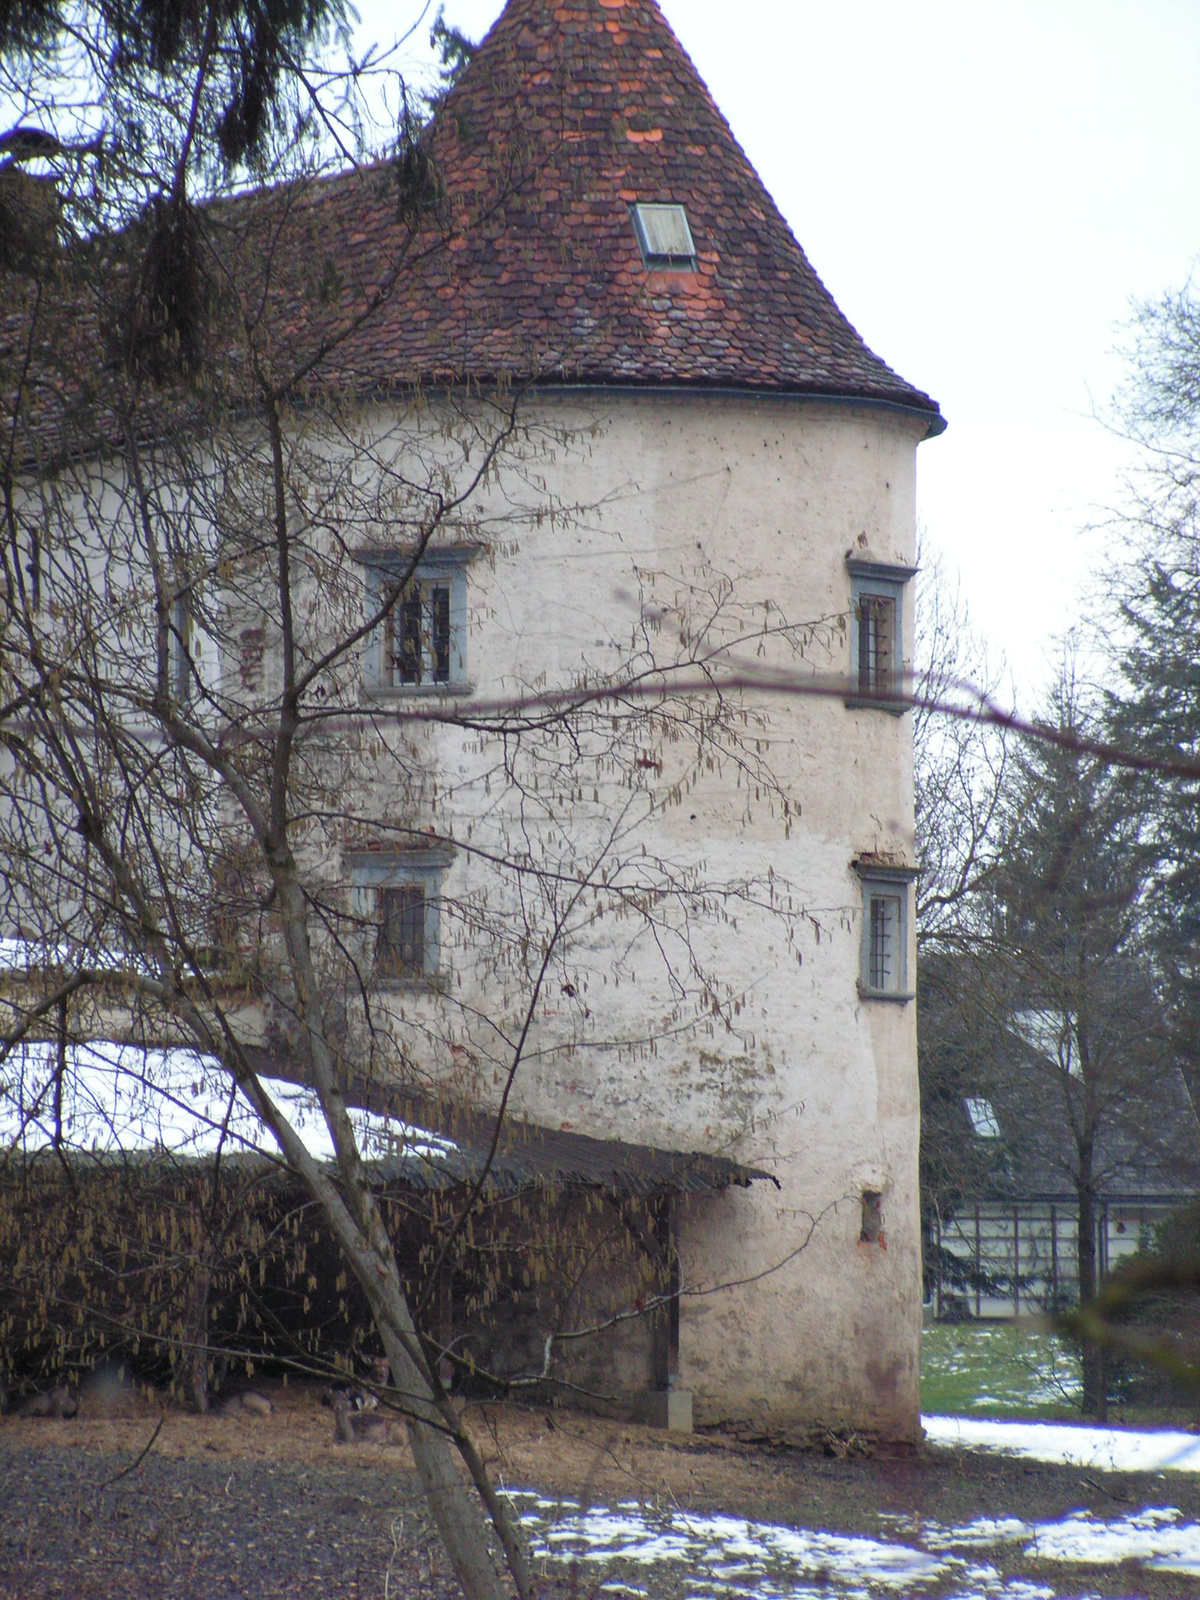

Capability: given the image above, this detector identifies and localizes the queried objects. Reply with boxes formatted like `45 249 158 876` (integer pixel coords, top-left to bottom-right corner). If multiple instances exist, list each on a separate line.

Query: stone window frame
360 547 476 697
852 860 917 1003
845 557 916 713
345 847 453 985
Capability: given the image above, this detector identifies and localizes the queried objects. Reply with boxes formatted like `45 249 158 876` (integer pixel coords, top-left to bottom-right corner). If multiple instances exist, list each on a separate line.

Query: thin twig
92 1411 165 1493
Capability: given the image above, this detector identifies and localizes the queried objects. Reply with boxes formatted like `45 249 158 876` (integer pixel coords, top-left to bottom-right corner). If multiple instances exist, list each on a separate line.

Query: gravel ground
4 1387 1200 1598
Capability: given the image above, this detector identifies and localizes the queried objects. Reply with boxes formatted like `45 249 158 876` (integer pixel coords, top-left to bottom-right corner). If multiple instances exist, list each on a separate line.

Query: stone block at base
632 1388 693 1432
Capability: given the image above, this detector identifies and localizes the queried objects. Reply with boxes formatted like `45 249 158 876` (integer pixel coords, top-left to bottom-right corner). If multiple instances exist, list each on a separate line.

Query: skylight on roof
965 1096 1001 1138
631 203 696 269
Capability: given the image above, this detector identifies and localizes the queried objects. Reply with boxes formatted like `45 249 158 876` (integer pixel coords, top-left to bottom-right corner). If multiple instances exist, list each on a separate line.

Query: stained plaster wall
352 389 928 1438
6 384 927 1436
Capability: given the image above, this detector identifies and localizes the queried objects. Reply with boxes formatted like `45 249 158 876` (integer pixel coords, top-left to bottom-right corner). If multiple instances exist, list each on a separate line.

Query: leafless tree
0 11 834 1595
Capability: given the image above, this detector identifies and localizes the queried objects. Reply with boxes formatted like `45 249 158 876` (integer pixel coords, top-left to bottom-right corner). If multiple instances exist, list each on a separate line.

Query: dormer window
631 203 696 270
965 1097 1001 1138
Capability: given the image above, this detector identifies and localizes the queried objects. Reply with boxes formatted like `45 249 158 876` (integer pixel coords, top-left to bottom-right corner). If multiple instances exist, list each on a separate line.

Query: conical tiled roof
2 0 943 457
377 0 939 424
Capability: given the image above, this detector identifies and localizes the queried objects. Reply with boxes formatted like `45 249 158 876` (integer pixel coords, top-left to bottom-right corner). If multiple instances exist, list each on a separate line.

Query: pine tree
991 666 1162 1418
1107 283 1200 1085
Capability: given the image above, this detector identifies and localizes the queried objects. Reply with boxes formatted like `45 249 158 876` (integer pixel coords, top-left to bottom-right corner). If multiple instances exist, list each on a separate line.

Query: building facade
1 0 943 1437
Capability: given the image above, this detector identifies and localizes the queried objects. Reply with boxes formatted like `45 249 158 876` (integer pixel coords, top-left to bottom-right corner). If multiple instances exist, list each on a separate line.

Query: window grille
386 580 451 687
852 860 915 1000
857 593 895 697
845 559 915 710
868 892 897 990
376 884 426 978
359 547 475 695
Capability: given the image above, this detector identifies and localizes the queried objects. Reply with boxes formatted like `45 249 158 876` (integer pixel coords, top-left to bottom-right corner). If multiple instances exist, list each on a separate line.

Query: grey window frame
630 202 697 270
346 847 453 983
845 558 916 712
360 547 475 695
852 860 917 1002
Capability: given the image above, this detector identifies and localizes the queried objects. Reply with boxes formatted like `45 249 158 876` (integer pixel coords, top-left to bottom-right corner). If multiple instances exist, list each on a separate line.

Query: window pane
868 893 896 990
431 584 451 683
636 203 695 260
858 594 895 695
170 593 192 705
377 885 425 976
389 592 423 685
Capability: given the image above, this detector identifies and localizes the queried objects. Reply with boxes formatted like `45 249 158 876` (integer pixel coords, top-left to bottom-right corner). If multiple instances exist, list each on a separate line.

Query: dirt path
2 1387 1199 1597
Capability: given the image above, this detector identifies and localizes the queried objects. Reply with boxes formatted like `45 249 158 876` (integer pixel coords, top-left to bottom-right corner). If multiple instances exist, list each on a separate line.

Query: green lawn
921 1322 1082 1418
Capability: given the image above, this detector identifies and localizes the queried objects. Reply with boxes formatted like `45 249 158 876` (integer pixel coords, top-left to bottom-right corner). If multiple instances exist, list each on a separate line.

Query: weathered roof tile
312 0 940 424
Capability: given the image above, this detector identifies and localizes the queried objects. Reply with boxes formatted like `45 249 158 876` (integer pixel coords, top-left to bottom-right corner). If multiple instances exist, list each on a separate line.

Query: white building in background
930 1069 1200 1321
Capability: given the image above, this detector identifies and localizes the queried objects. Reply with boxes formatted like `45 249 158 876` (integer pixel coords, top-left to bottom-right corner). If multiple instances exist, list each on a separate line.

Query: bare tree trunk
335 1220 532 1600
180 1262 213 1413
1077 1178 1107 1421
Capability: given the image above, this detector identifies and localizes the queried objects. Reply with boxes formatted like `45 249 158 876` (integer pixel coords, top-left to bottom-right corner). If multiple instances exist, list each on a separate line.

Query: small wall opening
860 1190 884 1245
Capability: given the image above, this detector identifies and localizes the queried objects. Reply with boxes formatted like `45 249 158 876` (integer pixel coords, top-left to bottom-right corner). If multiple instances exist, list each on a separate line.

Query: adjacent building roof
962 1065 1200 1206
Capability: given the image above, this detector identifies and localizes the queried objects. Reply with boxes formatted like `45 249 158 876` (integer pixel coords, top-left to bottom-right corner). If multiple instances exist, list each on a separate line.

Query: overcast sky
357 0 1200 706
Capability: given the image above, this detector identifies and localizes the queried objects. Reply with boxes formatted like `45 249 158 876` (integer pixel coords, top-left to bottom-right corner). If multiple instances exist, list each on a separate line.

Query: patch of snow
1022 1507 1200 1574
924 1414 1200 1473
507 1491 952 1597
508 1485 1200 1600
925 1518 1036 1548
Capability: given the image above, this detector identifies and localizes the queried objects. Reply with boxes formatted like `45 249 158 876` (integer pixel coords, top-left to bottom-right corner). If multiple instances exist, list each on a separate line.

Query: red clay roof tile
2 0 942 459
307 0 941 426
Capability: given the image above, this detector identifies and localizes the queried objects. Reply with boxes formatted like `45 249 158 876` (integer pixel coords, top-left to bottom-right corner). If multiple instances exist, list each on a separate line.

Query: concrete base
632 1388 693 1433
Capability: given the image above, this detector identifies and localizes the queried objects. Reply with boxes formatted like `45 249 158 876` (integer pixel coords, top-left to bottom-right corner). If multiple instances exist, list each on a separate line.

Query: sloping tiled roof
316 0 941 422
1 0 942 461
968 1066 1200 1205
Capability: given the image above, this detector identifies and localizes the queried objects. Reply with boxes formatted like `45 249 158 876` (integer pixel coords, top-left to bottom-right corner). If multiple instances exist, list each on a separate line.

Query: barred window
846 559 914 710
857 593 896 698
376 884 426 978
360 548 475 694
385 580 452 687
347 846 452 985
853 860 915 1001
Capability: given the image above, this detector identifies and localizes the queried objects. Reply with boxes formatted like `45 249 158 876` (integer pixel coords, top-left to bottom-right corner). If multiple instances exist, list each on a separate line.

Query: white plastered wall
355 389 929 1437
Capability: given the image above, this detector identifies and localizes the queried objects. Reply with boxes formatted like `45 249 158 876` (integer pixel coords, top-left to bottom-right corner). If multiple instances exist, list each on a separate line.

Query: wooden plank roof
351 1084 779 1197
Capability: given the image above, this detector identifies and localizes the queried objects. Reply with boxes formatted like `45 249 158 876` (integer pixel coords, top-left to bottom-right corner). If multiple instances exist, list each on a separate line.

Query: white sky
353 0 1200 707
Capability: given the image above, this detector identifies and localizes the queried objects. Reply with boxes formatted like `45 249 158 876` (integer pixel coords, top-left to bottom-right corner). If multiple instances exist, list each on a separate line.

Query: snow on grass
512 1452 1200 1600
507 1492 1095 1599
508 1492 950 1596
1023 1507 1200 1575
921 1325 1081 1416
925 1414 1200 1473
898 1505 1200 1580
